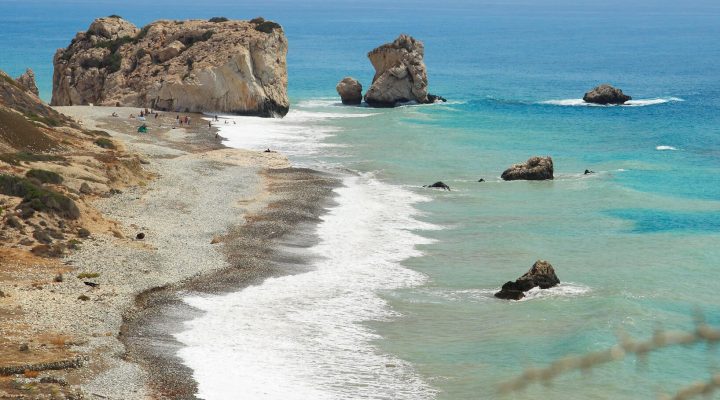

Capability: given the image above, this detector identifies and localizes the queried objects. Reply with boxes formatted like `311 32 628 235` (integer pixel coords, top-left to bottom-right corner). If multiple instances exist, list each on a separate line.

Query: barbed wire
498 322 720 398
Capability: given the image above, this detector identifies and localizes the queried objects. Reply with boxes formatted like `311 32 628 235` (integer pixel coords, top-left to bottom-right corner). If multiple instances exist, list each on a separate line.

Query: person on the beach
208 121 212 128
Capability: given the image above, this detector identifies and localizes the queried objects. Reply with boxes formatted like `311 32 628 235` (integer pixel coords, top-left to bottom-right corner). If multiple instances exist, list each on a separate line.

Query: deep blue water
2 1 720 398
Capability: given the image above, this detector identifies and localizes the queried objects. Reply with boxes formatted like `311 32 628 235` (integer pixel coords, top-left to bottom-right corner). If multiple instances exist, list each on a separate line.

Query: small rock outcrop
15 69 40 96
364 34 431 107
494 260 560 300
52 16 289 117
583 84 631 105
336 77 363 105
424 181 450 191
501 156 554 181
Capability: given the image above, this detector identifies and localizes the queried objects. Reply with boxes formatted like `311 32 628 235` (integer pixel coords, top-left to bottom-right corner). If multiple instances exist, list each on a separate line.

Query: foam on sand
174 175 438 399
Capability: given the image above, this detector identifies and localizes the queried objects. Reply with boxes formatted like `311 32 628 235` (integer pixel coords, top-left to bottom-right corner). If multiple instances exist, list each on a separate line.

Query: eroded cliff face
364 34 429 107
51 16 289 117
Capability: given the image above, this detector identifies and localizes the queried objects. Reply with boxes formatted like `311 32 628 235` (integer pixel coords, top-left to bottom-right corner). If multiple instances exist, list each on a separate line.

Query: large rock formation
15 69 40 96
495 260 560 300
336 77 362 105
51 16 289 117
583 84 631 105
501 156 554 181
364 34 431 107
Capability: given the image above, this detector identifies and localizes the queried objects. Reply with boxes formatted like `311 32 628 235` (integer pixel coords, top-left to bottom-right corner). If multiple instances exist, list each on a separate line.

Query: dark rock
584 169 595 175
77 227 91 238
19 343 29 352
583 84 631 105
336 77 363 105
477 179 485 182
5 216 22 229
136 232 145 240
79 182 92 194
495 260 560 300
427 94 447 103
424 181 451 191
84 281 99 288
501 156 553 181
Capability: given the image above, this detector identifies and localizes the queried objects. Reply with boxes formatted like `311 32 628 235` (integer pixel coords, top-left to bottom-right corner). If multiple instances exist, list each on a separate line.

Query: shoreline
49 106 339 398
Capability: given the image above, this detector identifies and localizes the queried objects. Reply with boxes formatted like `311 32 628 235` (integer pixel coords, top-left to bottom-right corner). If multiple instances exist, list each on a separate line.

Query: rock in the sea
501 156 554 181
583 84 631 105
336 77 363 105
364 34 433 107
52 16 289 117
494 260 560 300
424 181 451 191
15 69 39 96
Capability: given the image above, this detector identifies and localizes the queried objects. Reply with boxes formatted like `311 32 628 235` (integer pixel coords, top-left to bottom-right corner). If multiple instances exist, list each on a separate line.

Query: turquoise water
3 1 720 398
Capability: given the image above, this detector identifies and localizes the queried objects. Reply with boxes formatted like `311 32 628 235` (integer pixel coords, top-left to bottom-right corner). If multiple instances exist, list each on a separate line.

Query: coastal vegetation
25 169 63 184
0 174 79 219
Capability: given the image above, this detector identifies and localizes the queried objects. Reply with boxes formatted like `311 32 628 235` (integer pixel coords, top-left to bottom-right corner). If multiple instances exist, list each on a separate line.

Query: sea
2 0 720 398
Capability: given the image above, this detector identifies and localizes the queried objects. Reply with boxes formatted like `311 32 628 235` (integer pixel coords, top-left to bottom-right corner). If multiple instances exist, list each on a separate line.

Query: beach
0 105 337 398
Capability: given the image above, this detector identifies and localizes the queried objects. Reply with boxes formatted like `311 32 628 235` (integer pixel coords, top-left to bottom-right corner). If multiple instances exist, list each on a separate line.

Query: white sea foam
207 108 374 160
175 175 438 399
519 282 591 301
656 145 678 151
541 97 683 107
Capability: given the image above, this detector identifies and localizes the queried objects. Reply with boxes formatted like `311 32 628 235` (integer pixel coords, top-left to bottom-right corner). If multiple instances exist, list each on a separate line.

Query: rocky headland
51 16 289 117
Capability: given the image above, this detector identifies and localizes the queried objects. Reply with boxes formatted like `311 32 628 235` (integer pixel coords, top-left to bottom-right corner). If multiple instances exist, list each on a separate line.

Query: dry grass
23 369 39 378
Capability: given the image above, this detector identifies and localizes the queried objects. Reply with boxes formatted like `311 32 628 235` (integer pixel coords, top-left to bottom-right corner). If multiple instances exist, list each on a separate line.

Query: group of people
176 115 192 125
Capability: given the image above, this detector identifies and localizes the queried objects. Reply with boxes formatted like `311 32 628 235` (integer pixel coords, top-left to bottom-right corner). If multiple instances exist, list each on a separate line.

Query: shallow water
3 0 720 398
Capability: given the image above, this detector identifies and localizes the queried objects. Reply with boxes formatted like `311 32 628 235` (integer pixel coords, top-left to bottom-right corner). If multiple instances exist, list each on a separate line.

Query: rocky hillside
1 67 148 259
52 16 289 117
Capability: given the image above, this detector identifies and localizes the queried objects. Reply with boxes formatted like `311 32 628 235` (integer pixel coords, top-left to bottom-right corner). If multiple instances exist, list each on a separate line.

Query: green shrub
181 30 214 47
0 152 66 166
26 112 60 127
108 14 122 19
80 58 101 69
0 174 80 219
77 272 99 279
26 169 63 184
100 52 122 73
95 35 133 53
254 21 281 34
94 138 116 149
209 17 229 23
250 17 265 24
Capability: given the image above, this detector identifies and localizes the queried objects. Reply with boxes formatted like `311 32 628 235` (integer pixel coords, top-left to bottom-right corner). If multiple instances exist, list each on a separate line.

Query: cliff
51 16 289 117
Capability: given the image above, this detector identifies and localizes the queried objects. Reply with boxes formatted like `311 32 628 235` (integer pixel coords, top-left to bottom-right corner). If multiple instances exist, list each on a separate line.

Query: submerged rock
52 16 289 117
494 260 560 300
364 34 434 107
583 84 631 105
15 68 39 96
501 156 554 181
336 77 363 105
